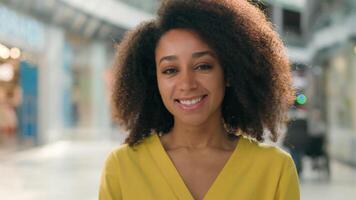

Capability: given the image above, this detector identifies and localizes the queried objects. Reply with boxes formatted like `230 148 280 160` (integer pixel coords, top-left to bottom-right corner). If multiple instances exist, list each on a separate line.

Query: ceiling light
0 63 14 81
10 47 21 59
0 44 10 59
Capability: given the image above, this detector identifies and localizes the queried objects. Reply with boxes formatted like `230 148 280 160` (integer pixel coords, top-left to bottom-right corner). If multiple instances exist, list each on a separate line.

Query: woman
100 0 299 199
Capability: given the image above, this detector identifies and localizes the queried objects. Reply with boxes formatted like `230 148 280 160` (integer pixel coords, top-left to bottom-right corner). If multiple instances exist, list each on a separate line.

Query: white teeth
179 97 203 106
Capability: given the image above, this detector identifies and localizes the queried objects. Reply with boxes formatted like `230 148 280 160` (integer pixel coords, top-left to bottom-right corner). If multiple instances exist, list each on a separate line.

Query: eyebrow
192 50 216 59
158 50 216 64
159 55 178 64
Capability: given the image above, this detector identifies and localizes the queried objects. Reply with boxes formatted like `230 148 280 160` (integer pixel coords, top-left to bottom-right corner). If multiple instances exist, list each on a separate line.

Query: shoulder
236 137 300 198
106 142 144 162
102 144 129 172
240 136 293 165
104 135 155 168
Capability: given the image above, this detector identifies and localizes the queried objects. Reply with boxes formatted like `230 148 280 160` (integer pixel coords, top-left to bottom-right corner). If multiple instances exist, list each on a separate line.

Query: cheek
157 80 177 115
212 82 225 101
157 78 173 104
210 73 225 101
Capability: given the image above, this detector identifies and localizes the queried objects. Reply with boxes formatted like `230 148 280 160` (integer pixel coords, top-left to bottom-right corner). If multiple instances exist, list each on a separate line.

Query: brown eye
194 64 212 71
162 67 178 75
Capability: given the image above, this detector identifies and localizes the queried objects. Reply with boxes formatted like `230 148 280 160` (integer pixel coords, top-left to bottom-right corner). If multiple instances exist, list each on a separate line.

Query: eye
194 64 212 71
162 67 178 75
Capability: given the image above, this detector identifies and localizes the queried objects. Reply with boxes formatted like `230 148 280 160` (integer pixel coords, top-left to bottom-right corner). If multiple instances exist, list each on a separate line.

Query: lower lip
175 96 207 111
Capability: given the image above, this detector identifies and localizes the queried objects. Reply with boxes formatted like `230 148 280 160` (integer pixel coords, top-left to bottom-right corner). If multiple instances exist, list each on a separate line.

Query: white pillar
89 41 111 138
38 26 65 144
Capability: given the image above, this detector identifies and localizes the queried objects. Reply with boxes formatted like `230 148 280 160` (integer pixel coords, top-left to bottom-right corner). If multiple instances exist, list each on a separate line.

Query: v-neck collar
145 133 249 200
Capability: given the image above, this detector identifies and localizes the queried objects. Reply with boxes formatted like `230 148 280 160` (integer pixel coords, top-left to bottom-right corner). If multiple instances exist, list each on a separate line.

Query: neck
162 115 232 149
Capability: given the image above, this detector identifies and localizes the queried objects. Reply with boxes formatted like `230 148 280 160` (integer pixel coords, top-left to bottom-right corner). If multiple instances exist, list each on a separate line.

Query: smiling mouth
175 95 207 106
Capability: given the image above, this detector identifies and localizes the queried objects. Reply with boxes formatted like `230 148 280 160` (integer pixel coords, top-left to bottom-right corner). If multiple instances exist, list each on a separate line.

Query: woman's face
155 29 225 126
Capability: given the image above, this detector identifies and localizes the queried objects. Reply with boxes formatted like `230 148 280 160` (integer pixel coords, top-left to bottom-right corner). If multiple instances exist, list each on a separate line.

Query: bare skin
160 132 238 200
155 29 239 200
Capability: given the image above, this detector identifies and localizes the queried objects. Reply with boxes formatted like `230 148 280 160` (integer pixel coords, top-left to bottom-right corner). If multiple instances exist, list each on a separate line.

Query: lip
174 95 207 111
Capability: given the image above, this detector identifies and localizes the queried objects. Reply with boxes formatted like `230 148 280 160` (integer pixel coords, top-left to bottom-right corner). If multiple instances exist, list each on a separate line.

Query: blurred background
0 0 355 199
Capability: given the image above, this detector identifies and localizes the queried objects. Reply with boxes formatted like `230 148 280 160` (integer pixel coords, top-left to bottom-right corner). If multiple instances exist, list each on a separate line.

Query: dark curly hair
113 0 294 146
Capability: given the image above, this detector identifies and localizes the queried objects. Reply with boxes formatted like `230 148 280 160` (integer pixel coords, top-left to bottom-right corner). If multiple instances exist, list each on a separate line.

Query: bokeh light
296 93 307 105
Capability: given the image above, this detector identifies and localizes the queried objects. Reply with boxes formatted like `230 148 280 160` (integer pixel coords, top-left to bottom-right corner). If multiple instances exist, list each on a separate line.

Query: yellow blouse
99 134 300 200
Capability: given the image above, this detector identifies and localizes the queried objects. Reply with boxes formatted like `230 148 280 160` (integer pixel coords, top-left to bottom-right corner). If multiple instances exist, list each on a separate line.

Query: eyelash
194 64 212 71
161 64 212 75
162 68 177 75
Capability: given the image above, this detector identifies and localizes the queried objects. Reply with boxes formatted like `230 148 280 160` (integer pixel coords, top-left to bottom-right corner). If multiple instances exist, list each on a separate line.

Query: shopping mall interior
0 0 356 199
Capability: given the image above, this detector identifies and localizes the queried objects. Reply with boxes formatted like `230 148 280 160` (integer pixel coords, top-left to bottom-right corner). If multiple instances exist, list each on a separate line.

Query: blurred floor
301 157 356 199
0 138 356 200
0 137 121 200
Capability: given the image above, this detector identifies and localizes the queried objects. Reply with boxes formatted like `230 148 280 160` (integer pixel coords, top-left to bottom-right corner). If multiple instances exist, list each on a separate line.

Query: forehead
155 29 212 55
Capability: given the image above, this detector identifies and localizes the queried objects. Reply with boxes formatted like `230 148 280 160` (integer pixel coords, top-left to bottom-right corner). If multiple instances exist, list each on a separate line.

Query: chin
174 115 209 127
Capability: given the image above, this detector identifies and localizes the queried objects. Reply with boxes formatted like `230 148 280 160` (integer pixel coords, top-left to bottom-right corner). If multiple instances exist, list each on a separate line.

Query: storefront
61 33 114 136
312 40 356 165
0 4 114 152
0 4 44 149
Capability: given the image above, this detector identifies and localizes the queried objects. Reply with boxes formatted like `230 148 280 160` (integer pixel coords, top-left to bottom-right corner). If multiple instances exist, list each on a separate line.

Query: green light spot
296 94 307 105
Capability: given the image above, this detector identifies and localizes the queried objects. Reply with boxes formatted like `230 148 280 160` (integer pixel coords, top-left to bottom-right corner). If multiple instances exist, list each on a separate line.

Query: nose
178 70 198 91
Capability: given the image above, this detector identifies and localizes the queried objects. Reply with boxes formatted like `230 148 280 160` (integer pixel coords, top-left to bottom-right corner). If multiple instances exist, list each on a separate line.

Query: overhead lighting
0 63 14 81
10 47 21 59
0 43 10 59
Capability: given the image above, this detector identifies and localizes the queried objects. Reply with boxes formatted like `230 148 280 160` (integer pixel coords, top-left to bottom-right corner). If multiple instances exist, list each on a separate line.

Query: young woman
100 0 299 199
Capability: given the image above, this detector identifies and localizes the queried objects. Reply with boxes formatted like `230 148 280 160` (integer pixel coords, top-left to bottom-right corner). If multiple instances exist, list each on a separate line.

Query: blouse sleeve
99 151 122 200
275 155 300 200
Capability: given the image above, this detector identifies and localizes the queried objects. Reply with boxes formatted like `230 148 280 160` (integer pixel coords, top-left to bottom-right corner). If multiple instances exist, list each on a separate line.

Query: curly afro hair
112 0 294 146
